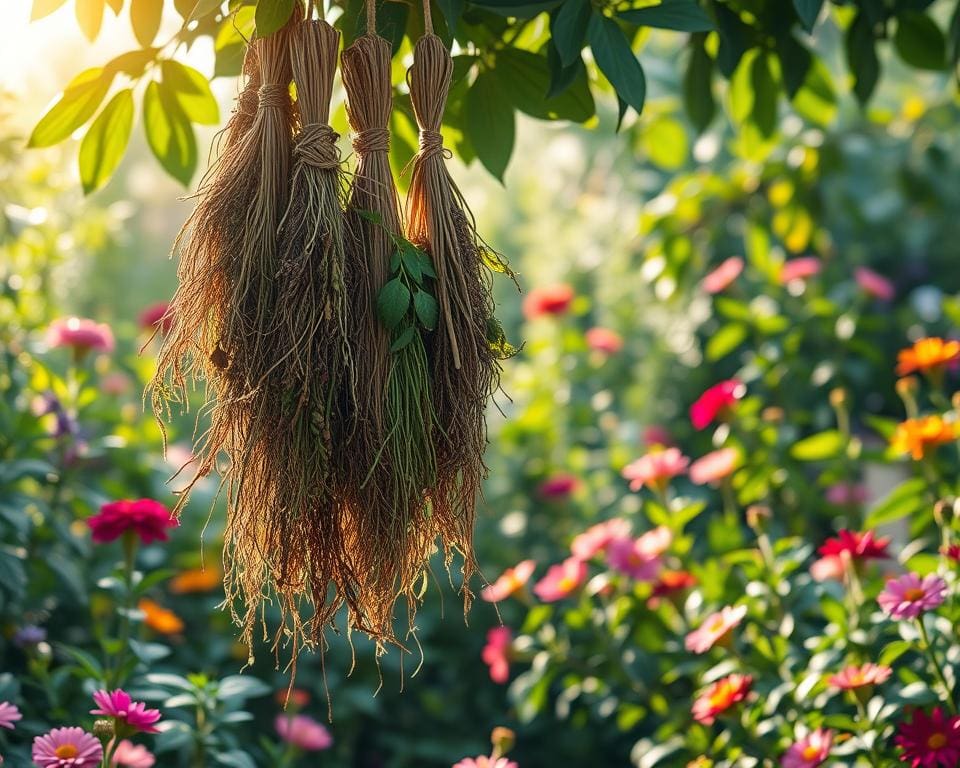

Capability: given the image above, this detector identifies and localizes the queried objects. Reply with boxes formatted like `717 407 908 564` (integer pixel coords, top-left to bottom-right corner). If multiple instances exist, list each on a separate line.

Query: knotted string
257 83 290 110
295 123 341 169
354 127 390 154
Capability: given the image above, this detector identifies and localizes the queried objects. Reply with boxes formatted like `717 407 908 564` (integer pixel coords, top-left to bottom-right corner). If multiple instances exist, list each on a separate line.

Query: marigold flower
0 702 21 730
891 416 957 460
453 757 518 768
538 473 579 500
139 598 184 635
45 317 115 355
878 573 947 620
781 728 833 768
570 518 631 561
685 605 746 654
522 284 574 319
481 627 513 684
827 663 892 691
691 674 752 725
818 530 890 561
139 302 172 334
702 257 744 294
585 327 623 355
621 447 689 492
779 257 821 284
87 499 177 545
91 689 161 734
894 707 960 768
854 267 895 301
111 740 155 768
689 448 740 485
690 380 745 430
533 557 587 602
32 727 103 767
896 338 960 377
169 567 221 594
274 714 333 751
481 560 536 603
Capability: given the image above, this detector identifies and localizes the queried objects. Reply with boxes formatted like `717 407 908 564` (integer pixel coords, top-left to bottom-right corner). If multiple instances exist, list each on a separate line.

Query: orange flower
890 415 957 460
139 598 184 635
896 338 960 376
169 567 221 595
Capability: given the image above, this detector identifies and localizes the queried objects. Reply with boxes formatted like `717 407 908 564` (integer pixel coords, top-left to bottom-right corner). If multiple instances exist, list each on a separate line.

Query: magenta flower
481 626 513 684
685 605 746 654
274 714 333 751
45 317 115 355
878 573 947 620
895 707 960 767
621 447 689 492
689 448 740 485
111 740 155 768
453 758 518 768
0 702 21 730
854 266 895 301
606 539 660 582
87 499 178 545
779 256 821 284
139 302 173 334
538 473 579 500
585 327 623 355
781 728 833 768
570 518 631 561
702 256 744 294
533 557 587 602
32 727 103 767
690 380 745 430
91 689 161 734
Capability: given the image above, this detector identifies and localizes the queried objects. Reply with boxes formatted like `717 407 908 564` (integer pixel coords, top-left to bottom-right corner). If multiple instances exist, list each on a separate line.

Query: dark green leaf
464 69 515 181
468 0 561 17
143 80 198 185
414 291 439 330
131 0 163 46
255 0 294 37
846 13 880 105
714 4 751 77
76 0 106 41
792 56 837 126
436 0 464 32
618 0 713 32
79 88 134 194
750 51 778 138
894 12 947 70
377 278 412 330
161 60 220 125
792 0 823 33
495 48 594 123
683 35 714 133
588 14 646 116
390 325 416 352
31 0 69 20
28 68 114 148
546 41 583 98
551 0 591 66
776 33 812 98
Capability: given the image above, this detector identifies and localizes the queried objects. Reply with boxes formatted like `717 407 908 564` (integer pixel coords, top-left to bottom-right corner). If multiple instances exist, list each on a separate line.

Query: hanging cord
422 0 433 36
366 0 376 36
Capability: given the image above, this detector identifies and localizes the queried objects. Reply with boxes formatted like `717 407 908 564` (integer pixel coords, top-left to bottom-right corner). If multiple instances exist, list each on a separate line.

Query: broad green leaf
879 640 913 667
846 14 880 105
377 278 412 329
494 49 594 123
894 12 947 70
214 6 255 77
143 80 198 185
390 326 416 352
76 0 106 41
714 3 751 76
792 56 837 126
28 68 113 148
792 0 823 33
464 70 515 181
31 0 69 20
255 0 294 37
790 430 845 461
79 88 134 194
683 35 715 133
639 115 688 170
551 0 591 66
750 51 778 138
618 0 713 32
161 61 219 125
131 0 162 45
864 478 927 528
414 291 439 331
106 49 158 77
468 0 561 16
706 322 747 361
588 14 646 116
436 0 464 32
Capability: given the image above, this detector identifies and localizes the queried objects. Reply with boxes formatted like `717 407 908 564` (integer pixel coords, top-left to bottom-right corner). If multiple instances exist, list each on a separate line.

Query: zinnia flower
585 327 623 355
274 714 333 751
691 674 752 725
690 380 745 430
825 482 868 506
481 626 513 684
87 499 177 545
891 415 957 460
648 570 697 607
0 702 21 730
32 727 103 767
942 544 960 563
701 257 744 294
481 560 536 602
818 529 890 561
45 317 115 355
139 302 172 334
897 338 960 377
689 448 740 485
779 257 821 284
139 598 185 635
781 728 833 768
533 557 587 602
621 447 689 492
827 663 892 691
570 518 631 560
453 757 518 768
810 555 846 582
538 473 579 500
523 284 574 319
91 689 161 734
894 707 960 767
111 740 155 768
685 605 746 654
854 267 895 301
606 528 670 582
169 567 222 594
878 573 947 620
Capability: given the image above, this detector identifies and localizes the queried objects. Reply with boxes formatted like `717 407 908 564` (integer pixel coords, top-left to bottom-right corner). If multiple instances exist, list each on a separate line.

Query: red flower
942 544 960 563
690 380 745 430
894 708 960 767
87 499 177 545
648 570 697 607
818 530 890 561
585 327 623 355
692 674 752 725
538 473 579 500
139 302 173 334
522 284 574 319
481 627 513 684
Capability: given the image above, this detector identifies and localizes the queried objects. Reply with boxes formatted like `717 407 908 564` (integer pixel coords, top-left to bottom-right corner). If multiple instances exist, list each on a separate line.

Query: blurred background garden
4 1 960 766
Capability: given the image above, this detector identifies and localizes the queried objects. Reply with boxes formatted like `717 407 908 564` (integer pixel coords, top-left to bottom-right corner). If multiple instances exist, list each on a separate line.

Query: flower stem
917 617 957 713
108 532 138 687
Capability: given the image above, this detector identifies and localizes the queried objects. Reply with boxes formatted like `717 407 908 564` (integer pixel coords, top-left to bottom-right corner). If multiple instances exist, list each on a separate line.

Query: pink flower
32 727 103 767
810 555 846 582
702 257 744 294
855 267 895 301
685 605 747 654
781 728 833 768
570 519 631 560
690 380 745 430
878 573 947 620
111 740 155 768
481 626 513 684
689 448 740 485
45 317 115 355
274 714 333 751
621 447 689 492
825 483 869 506
453 758 518 768
585 327 623 354
139 302 173 334
643 425 674 447
101 372 132 396
91 689 161 734
87 499 177 545
894 707 960 767
538 473 578 500
0 702 21 730
533 557 587 602
692 674 752 725
779 257 821 284
481 560 536 602
606 528 671 581
523 284 574 319
828 663 892 691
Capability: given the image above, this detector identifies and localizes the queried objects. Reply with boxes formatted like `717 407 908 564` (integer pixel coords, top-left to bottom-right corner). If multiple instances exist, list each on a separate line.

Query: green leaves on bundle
377 238 440 352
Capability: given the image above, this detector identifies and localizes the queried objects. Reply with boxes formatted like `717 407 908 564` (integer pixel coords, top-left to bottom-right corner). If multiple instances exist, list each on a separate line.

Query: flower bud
896 376 918 397
829 388 847 408
491 726 516 757
761 407 784 423
93 718 115 744
746 504 772 531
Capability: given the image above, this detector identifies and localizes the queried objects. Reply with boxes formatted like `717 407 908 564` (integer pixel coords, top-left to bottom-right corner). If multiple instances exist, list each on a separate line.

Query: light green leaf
79 88 134 194
639 115 688 170
790 430 846 461
161 61 219 125
143 80 198 185
28 68 113 148
705 322 747 361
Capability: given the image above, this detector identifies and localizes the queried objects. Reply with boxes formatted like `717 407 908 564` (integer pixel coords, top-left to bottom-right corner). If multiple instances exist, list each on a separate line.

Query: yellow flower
139 598 184 635
169 567 221 595
896 338 960 377
891 415 957 460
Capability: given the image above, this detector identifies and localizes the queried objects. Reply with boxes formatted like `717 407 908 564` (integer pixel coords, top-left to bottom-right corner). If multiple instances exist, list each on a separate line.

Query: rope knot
353 128 390 155
257 84 289 110
294 123 341 169
236 87 259 116
418 129 449 159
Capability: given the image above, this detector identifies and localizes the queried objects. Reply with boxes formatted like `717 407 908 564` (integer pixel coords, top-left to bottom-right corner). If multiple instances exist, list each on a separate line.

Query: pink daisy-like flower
0 702 21 730
481 560 536 602
781 728 833 768
481 626 513 684
453 757 519 768
570 518 631 561
691 674 752 725
274 714 333 751
702 257 744 294
621 447 689 492
685 605 747 654
538 473 579 500
91 689 161 734
523 284 574 319
533 557 587 602
45 317 115 355
827 663 892 691
878 573 947 620
585 327 623 355
139 302 173 334
895 707 960 767
86 499 178 545
825 482 869 506
689 448 740 485
32 727 103 767
690 380 745 430
779 257 822 284
606 528 670 582
111 740 156 768
854 267 895 301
